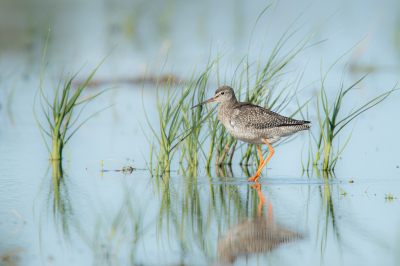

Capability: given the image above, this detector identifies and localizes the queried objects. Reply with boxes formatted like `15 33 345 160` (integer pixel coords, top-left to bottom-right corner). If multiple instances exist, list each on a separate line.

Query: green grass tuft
142 3 317 172
304 39 400 171
33 32 112 161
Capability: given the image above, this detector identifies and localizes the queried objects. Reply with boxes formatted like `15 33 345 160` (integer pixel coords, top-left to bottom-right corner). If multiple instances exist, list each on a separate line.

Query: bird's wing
230 102 308 129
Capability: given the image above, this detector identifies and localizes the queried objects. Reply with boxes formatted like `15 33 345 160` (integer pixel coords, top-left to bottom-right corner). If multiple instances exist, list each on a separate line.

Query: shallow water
1 81 400 265
1 0 400 265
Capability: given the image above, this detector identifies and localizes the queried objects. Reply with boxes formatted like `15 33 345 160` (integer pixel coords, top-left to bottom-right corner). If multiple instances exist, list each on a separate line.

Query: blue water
1 0 400 265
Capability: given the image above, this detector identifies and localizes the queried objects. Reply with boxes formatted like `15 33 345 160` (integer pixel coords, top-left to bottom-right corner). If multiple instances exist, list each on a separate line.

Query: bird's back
231 102 309 128
218 101 310 145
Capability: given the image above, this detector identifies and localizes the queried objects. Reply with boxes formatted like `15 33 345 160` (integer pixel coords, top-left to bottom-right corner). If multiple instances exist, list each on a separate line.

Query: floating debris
122 166 135 173
384 193 398 202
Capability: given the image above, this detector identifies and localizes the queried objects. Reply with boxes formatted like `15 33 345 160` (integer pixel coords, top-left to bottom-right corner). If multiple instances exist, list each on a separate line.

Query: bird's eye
221 92 225 95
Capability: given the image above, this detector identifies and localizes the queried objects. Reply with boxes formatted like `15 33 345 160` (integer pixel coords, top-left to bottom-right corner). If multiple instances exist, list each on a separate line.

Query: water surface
1 0 400 265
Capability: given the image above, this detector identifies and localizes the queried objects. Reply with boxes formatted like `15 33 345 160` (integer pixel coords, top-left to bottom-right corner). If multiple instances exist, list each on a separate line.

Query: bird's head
191 86 236 109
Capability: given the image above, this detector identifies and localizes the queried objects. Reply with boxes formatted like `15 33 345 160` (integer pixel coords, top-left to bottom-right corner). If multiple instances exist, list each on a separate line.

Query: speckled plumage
191 85 311 181
215 86 310 145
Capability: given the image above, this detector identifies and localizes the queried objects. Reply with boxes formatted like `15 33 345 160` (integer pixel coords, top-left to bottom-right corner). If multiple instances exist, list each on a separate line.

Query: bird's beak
190 96 216 109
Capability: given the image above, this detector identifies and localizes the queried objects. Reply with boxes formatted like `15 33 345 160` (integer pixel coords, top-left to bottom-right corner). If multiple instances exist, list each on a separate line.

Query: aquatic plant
229 6 316 167
178 52 221 167
140 53 219 176
33 34 111 160
140 68 196 176
143 3 317 172
306 42 399 171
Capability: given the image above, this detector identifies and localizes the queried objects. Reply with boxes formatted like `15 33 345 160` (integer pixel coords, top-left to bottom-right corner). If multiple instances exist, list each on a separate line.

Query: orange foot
247 173 261 182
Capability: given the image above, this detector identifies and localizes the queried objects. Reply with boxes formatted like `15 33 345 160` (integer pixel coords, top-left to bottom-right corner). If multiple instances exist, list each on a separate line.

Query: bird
191 86 310 182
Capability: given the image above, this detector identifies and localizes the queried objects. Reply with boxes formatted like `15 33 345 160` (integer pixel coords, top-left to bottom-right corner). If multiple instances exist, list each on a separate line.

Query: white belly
221 119 282 145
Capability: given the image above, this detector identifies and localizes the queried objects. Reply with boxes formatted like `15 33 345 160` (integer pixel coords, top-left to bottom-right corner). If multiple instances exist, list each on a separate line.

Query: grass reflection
39 160 76 242
80 184 146 265
34 160 353 265
34 160 79 260
33 161 390 265
155 165 247 261
309 168 343 264
38 160 146 265
0 248 25 266
155 165 303 263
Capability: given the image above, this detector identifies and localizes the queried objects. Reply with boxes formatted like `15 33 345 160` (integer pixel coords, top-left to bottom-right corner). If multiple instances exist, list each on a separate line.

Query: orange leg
251 145 264 179
248 145 264 179
257 145 264 166
247 138 274 182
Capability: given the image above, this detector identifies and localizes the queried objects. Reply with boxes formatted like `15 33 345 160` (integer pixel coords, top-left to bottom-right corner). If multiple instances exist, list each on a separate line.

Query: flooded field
1 0 400 265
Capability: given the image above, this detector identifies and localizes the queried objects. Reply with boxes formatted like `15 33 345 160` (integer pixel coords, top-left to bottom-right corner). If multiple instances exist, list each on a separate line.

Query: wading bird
191 86 310 182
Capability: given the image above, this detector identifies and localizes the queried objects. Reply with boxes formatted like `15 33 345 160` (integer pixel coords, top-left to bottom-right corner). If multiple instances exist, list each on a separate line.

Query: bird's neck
224 95 238 105
219 97 237 111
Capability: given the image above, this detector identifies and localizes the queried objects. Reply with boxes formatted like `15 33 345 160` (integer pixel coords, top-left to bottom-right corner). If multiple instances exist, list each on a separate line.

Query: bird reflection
217 184 302 264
